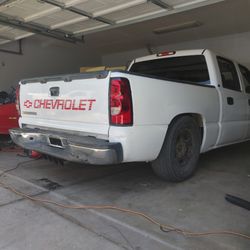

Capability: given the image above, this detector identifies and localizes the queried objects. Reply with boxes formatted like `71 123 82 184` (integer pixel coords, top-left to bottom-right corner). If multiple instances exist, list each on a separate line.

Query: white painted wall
102 31 250 69
0 36 101 91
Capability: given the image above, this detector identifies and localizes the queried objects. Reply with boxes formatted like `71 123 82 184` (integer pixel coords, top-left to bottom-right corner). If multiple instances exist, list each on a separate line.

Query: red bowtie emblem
24 100 32 108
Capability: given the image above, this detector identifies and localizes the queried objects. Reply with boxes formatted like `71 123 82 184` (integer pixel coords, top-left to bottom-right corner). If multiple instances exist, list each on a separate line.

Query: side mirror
245 86 250 94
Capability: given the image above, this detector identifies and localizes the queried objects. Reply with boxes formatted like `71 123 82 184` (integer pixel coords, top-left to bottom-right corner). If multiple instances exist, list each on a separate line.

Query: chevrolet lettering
24 99 96 111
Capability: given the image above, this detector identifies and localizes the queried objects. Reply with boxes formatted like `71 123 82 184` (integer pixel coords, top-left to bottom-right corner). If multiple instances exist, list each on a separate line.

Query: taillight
16 85 21 116
110 78 133 126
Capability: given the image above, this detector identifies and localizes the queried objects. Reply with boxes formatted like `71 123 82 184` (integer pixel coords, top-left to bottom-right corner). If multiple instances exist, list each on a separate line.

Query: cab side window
239 64 250 94
217 57 241 91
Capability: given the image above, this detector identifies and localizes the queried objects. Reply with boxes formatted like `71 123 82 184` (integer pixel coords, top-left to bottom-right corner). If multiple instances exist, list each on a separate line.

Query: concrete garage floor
0 142 249 250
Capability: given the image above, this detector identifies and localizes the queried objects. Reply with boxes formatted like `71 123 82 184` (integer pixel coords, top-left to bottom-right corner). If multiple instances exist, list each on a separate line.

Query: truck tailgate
19 72 110 138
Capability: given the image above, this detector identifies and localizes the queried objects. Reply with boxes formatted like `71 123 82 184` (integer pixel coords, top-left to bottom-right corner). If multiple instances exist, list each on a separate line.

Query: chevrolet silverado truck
10 49 250 182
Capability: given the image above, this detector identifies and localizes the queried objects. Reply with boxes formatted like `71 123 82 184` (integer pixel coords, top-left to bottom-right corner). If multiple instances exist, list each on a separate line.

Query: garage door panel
32 10 88 30
162 0 205 8
73 0 147 17
0 38 10 45
102 2 165 23
61 19 109 34
54 0 88 8
0 26 33 40
0 0 60 22
0 24 8 32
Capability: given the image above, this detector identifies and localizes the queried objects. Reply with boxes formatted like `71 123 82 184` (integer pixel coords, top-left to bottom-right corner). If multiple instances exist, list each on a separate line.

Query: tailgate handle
50 87 60 96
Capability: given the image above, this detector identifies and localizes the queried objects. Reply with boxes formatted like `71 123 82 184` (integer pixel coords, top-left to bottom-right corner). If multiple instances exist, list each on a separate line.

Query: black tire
151 116 201 182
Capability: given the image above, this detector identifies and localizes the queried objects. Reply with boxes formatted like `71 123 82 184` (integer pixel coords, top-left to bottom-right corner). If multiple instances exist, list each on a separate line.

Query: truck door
238 64 250 139
216 57 248 145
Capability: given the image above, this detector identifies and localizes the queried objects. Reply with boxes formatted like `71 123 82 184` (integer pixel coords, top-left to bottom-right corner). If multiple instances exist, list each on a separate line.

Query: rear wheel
151 116 201 182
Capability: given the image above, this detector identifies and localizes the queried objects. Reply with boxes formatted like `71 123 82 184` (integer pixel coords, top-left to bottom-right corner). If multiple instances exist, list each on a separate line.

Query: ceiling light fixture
153 20 202 34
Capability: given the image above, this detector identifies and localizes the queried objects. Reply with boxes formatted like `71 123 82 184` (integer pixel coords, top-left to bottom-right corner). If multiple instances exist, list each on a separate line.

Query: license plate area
48 137 64 148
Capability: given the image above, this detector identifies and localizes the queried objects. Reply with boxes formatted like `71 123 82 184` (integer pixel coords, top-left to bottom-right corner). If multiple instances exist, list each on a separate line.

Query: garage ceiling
0 0 224 45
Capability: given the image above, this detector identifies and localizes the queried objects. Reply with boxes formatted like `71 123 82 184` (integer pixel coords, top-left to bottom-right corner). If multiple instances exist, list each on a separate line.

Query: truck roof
134 49 206 63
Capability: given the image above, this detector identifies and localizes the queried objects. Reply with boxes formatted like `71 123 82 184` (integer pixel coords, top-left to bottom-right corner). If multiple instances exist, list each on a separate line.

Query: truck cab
128 49 250 149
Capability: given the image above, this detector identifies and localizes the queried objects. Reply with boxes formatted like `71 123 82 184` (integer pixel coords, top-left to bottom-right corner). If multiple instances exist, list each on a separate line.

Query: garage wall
102 31 250 68
0 36 101 91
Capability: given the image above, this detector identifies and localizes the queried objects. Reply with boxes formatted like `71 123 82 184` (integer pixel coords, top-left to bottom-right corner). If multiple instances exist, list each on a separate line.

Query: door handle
227 97 234 105
248 99 250 106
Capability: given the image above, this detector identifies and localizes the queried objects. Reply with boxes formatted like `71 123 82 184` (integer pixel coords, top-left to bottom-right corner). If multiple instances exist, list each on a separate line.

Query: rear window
129 55 210 85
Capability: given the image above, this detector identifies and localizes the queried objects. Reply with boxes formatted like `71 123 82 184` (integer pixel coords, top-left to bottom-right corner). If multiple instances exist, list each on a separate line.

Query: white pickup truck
10 49 250 182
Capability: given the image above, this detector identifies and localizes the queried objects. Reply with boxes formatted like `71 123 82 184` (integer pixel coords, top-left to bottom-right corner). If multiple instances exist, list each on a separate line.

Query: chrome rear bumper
10 128 123 165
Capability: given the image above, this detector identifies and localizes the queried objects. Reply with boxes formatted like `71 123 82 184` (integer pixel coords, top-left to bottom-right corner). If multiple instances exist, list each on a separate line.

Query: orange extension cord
0 160 249 241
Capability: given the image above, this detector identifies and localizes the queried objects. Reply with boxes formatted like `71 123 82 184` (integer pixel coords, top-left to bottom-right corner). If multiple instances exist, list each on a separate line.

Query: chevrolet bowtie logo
24 100 32 108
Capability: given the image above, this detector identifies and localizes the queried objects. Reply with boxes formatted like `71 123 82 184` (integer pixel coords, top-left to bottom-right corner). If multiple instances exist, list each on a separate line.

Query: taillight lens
110 78 133 126
16 85 21 116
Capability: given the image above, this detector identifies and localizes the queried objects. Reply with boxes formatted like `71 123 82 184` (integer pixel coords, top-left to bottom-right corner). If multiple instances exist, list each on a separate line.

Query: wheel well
170 113 204 140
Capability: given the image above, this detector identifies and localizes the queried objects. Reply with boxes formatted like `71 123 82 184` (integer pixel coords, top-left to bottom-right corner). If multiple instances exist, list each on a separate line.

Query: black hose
225 194 250 211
